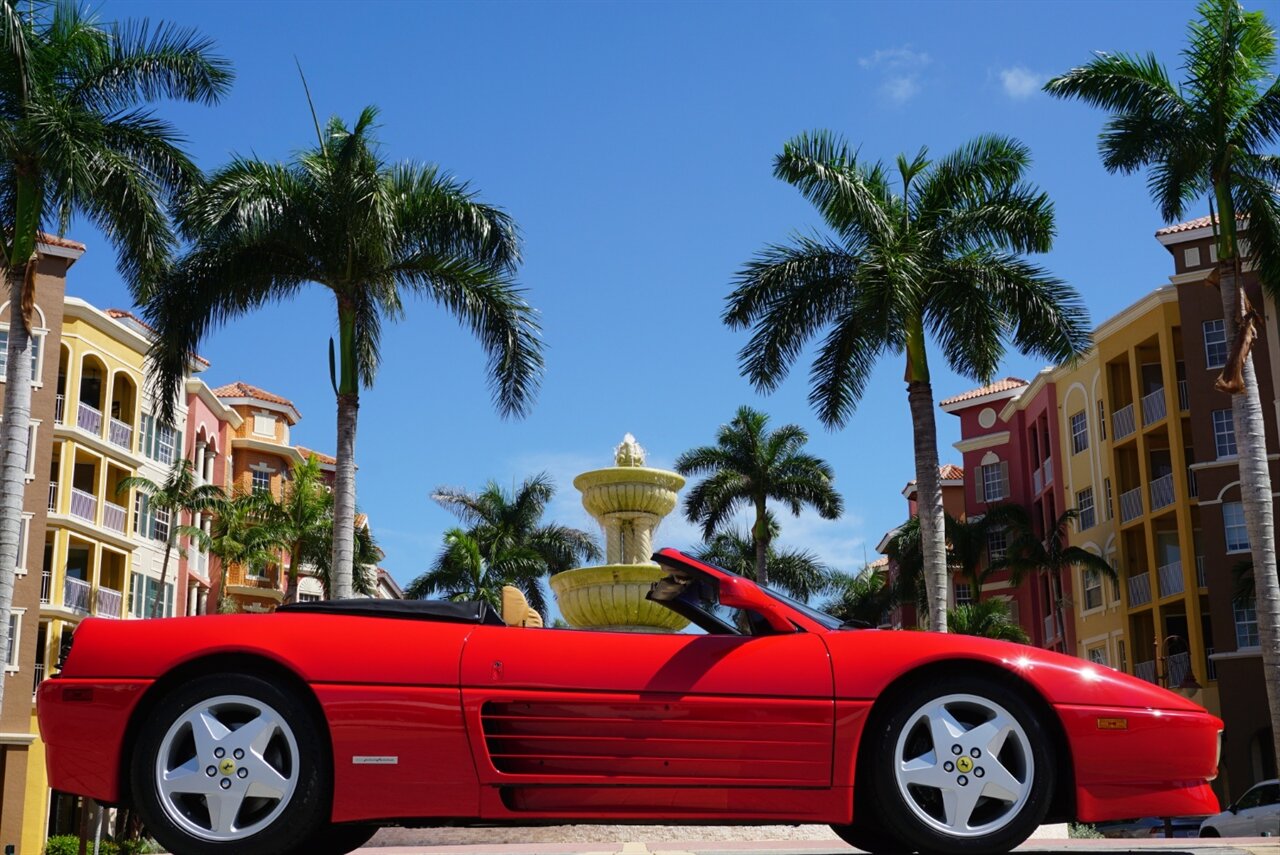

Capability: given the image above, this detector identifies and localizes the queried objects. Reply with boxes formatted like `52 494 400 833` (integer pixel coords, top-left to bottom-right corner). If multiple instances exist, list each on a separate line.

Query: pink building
940 373 1075 653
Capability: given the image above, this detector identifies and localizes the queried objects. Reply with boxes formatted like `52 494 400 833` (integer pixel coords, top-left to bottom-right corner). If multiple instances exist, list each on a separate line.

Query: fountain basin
549 564 689 632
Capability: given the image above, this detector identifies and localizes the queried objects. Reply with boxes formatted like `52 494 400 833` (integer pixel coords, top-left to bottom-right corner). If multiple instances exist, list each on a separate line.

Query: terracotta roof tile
1155 214 1248 236
37 232 86 251
213 381 296 408
939 377 1028 407
104 308 210 365
938 463 965 481
295 445 336 465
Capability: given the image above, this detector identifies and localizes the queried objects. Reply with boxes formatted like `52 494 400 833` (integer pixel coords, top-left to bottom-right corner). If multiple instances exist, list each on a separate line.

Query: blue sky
72 0 1235 592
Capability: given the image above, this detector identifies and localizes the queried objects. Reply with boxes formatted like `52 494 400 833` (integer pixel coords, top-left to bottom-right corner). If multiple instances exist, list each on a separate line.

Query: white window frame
1212 409 1237 458
1234 597 1259 648
1070 411 1088 454
14 513 31 575
1082 568 1103 612
253 412 276 438
1086 644 1108 666
1104 477 1114 521
954 583 973 606
154 421 176 465
1203 319 1228 370
1097 399 1106 441
1223 501 1250 553
980 461 1008 503
23 420 38 480
252 469 271 495
987 527 1007 561
4 608 22 672
0 325 46 386
1184 247 1201 268
1076 487 1096 531
152 506 171 543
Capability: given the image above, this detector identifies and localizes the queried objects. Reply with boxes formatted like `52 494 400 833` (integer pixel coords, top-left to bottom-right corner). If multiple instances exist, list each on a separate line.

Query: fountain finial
614 433 646 467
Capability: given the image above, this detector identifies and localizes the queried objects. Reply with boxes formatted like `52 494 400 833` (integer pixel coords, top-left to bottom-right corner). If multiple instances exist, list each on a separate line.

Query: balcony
32 661 44 696
1188 467 1198 499
1033 467 1042 494
64 576 90 613
1178 379 1189 411
1044 457 1053 486
1141 387 1167 426
1113 403 1136 440
69 487 97 523
77 401 102 435
46 481 56 512
1157 560 1184 598
1150 473 1175 511
1120 486 1144 523
1043 613 1057 641
1134 659 1158 684
224 564 281 591
39 568 50 603
96 584 123 618
1166 651 1191 687
54 394 65 424
1196 555 1206 588
107 417 132 450
101 499 127 534
1205 647 1217 681
1128 571 1153 607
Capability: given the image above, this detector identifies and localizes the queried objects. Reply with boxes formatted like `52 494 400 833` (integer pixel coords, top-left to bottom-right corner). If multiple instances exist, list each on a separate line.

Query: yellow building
1058 285 1218 721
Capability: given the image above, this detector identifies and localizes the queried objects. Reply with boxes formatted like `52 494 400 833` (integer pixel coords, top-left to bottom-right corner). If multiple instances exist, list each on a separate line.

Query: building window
1104 477 1114 520
141 415 177 464
15 514 29 573
0 328 43 381
134 492 150 539
1212 409 1237 458
1087 645 1107 666
1223 501 1250 553
1184 247 1201 268
1097 400 1106 440
954 583 973 605
980 462 1007 503
4 612 17 669
1070 411 1088 454
253 413 276 437
252 469 271 494
1234 598 1259 648
299 592 322 603
1076 487 1096 531
152 507 170 543
1083 568 1103 611
1203 319 1228 369
987 527 1008 561
130 575 175 619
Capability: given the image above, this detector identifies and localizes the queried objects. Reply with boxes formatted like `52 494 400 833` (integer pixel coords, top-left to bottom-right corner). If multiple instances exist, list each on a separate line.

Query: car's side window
1257 783 1279 807
1237 786 1265 810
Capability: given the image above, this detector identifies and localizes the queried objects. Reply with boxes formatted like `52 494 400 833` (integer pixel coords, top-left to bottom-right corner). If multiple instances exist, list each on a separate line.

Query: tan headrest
501 585 543 627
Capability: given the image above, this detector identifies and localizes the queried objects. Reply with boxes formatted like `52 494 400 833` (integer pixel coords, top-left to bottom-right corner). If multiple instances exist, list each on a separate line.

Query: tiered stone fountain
549 434 689 632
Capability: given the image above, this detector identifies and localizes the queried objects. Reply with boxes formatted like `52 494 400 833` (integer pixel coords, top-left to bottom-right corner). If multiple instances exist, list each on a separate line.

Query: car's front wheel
864 674 1054 854
131 673 331 855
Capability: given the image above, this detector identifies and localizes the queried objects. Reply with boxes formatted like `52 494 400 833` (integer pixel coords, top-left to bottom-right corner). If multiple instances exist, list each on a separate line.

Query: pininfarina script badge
352 756 399 765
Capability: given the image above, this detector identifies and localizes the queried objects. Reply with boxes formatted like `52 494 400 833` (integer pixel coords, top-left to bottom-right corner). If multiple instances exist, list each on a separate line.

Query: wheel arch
117 652 334 813
853 657 1077 824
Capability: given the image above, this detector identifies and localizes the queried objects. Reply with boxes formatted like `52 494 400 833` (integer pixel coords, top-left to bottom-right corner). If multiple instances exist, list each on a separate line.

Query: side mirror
1228 805 1238 814
718 576 796 633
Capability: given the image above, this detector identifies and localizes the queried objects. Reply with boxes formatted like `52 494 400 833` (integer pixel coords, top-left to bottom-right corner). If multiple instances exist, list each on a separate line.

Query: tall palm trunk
907 377 947 632
1218 263 1280 766
283 542 302 605
150 537 174 618
753 501 769 587
0 251 36 717
1051 567 1066 648
331 302 358 600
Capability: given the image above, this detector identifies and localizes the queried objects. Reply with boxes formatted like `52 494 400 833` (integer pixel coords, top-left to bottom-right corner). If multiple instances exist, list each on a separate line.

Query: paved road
356 838 1278 855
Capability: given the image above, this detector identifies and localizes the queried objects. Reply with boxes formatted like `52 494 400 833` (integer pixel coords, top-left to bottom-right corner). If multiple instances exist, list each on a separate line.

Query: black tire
1199 826 1220 837
830 819 909 852
863 673 1055 855
131 672 331 855
302 822 381 854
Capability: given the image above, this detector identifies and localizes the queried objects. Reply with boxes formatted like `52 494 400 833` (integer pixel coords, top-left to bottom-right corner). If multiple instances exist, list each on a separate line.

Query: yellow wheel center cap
956 756 974 773
219 759 236 776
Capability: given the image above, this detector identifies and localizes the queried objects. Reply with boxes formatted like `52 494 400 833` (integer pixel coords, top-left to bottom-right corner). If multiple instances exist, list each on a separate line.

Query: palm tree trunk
907 378 948 632
1218 264 1280 768
1051 567 1067 648
283 543 301 604
332 392 357 599
753 501 769 588
150 537 174 618
0 255 36 717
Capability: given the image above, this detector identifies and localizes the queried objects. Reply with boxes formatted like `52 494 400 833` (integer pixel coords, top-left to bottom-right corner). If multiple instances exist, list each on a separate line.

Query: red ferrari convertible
38 548 1221 855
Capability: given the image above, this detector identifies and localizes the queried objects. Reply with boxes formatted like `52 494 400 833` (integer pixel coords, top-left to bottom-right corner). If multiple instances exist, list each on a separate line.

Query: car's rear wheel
131 673 331 855
1199 826 1220 837
865 674 1054 854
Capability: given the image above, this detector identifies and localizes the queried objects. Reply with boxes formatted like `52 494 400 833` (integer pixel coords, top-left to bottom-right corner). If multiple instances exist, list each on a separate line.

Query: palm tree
675 406 843 588
692 514 834 601
884 516 929 624
304 513 380 599
821 564 898 627
948 598 1029 643
990 509 1117 645
725 133 1091 630
0 0 230 709
407 528 524 610
118 460 223 618
1045 0 1280 772
422 473 599 615
207 492 286 612
275 455 333 604
947 504 1032 594
144 107 543 601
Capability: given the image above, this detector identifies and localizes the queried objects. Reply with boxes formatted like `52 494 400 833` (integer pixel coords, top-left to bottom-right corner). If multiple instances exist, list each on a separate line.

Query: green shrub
1069 822 1105 839
44 835 121 855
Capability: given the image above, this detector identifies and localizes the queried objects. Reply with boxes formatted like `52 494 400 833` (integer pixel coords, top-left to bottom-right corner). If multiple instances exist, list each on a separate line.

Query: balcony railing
107 418 132 449
1141 387 1167 426
1196 555 1206 588
1157 560 1184 598
96 584 123 618
1128 571 1152 607
1043 613 1057 641
1120 486 1144 523
54 393 65 424
77 401 102 435
46 481 56 512
224 564 281 590
39 568 50 603
101 499 126 534
1033 467 1043 494
1044 457 1053 486
1134 659 1158 684
1150 473 1176 511
1113 403 1136 440
1166 651 1191 687
1188 467 1198 499
69 487 97 523
1178 379 1189 411
31 660 44 696
64 576 90 613
1205 647 1217 681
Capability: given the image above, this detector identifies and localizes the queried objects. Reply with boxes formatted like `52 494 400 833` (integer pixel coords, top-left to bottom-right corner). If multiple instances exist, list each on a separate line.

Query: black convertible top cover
276 598 505 625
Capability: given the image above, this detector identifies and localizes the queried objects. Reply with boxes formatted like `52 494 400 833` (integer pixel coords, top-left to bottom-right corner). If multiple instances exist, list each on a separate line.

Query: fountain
549 434 689 632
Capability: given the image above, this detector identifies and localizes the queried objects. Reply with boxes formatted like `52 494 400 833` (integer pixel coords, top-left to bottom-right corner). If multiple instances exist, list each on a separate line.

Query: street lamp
1154 634 1203 691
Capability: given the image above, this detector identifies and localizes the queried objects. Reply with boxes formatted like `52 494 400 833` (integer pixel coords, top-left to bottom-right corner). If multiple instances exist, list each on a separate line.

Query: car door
1224 783 1265 835
459 623 834 795
1244 782 1279 836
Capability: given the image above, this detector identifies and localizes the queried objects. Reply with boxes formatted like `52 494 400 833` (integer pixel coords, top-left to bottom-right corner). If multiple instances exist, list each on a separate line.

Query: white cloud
999 66 1046 100
859 46 930 104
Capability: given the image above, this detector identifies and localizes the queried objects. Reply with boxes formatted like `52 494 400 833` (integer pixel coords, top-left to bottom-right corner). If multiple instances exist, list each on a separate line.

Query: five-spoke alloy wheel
133 673 331 855
861 675 1055 854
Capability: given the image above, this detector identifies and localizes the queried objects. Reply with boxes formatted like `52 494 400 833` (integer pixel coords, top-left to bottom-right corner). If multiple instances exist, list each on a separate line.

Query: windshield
756 584 846 630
